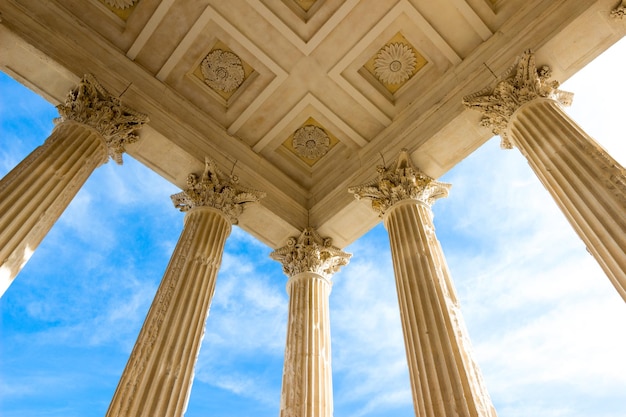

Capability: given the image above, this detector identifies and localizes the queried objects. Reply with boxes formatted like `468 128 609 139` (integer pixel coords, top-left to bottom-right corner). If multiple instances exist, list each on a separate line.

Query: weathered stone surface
271 228 350 417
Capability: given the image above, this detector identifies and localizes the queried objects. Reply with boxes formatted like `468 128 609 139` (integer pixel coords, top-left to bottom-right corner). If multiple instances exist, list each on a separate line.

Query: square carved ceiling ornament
362 32 428 94
282 117 339 166
192 41 256 103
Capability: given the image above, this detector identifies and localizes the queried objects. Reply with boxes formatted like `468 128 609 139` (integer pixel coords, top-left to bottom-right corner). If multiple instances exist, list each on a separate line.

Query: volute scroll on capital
349 149 451 217
270 227 351 280
170 157 265 224
462 50 574 149
55 74 148 164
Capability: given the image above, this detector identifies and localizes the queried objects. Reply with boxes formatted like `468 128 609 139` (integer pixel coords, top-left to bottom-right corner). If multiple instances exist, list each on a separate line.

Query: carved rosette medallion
292 125 330 160
201 49 245 93
462 50 574 149
170 158 265 224
55 74 148 164
374 43 417 85
611 0 626 19
270 228 351 279
349 149 450 216
103 0 138 9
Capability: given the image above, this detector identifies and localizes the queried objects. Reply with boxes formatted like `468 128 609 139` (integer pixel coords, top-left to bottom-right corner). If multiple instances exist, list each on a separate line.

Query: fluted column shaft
106 207 230 417
384 200 496 417
281 271 333 417
349 150 496 417
106 158 264 416
0 122 107 295
271 227 350 417
0 74 147 297
464 50 626 302
509 98 626 300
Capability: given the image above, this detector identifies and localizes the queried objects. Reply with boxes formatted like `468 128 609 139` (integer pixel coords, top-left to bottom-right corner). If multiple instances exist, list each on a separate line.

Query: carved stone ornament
170 157 265 224
462 50 574 149
374 42 417 85
349 149 450 216
102 0 138 9
201 49 245 93
292 125 330 160
611 0 626 19
55 74 148 164
270 227 351 279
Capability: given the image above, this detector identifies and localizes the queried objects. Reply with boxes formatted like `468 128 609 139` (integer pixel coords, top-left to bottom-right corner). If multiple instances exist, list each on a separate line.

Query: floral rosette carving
374 42 417 85
463 50 573 149
55 74 148 164
270 228 351 279
102 0 138 9
292 125 330 160
349 149 450 216
171 158 265 224
201 49 245 93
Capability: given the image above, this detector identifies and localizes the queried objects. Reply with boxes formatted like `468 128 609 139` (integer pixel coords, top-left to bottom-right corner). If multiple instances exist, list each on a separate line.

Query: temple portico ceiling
0 0 623 248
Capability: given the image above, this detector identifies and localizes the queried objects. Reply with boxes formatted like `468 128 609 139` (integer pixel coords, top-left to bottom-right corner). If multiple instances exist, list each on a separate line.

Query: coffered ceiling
0 0 623 248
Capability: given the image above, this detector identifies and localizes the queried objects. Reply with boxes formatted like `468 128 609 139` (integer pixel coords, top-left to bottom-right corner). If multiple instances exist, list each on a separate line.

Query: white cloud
436 39 626 417
330 232 414 416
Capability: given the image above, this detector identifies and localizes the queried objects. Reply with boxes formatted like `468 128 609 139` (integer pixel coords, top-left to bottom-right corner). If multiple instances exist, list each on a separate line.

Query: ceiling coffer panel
330 0 462 122
253 92 367 188
155 5 287 134
251 0 359 52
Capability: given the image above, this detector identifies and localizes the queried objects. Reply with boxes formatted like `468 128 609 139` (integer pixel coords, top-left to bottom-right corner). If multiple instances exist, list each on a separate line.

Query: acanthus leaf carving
462 50 573 149
55 74 148 164
170 157 265 224
349 149 450 216
270 227 351 279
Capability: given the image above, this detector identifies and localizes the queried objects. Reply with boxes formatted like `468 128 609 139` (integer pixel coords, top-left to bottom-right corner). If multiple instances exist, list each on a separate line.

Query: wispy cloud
191 230 287 409
330 229 414 416
437 66 626 416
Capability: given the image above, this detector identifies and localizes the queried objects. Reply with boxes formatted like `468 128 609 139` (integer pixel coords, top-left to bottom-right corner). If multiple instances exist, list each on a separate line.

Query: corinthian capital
270 227 351 279
170 158 265 224
463 50 573 149
349 149 450 216
56 74 148 164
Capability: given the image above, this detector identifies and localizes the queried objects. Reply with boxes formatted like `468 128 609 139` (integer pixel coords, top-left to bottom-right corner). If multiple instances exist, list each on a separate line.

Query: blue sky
1 39 625 417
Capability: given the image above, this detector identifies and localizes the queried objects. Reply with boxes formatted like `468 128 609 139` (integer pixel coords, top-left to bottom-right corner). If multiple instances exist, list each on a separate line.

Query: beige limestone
2 0 624 250
106 159 264 417
350 150 497 417
271 227 351 417
464 51 626 302
0 74 146 297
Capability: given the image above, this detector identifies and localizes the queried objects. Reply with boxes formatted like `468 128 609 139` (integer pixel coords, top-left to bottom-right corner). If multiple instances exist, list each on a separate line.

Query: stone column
270 227 351 417
106 159 264 417
0 74 147 297
349 150 496 417
463 50 626 302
